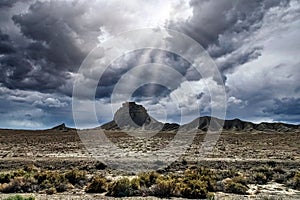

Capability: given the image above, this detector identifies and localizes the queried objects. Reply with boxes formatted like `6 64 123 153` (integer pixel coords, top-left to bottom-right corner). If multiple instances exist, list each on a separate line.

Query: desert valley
0 1 299 199
0 102 299 199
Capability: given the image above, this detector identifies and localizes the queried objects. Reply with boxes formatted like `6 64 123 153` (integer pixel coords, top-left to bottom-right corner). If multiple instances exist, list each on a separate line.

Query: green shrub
39 179 52 189
130 177 140 190
253 166 273 182
34 170 74 193
56 182 72 193
65 169 86 186
254 172 268 185
35 170 66 189
12 169 27 178
137 171 159 187
232 175 248 186
222 174 249 195
45 187 56 195
107 178 132 197
173 181 185 197
225 181 248 195
152 179 174 197
289 171 300 190
0 168 90 194
181 179 208 199
0 177 39 193
0 173 11 184
85 175 107 193
184 167 217 191
170 167 217 199
201 174 217 191
0 167 217 198
4 195 35 200
23 165 38 174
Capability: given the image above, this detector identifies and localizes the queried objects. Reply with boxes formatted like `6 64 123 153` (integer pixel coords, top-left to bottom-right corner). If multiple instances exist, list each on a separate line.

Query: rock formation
50 123 71 132
101 102 299 132
102 102 166 131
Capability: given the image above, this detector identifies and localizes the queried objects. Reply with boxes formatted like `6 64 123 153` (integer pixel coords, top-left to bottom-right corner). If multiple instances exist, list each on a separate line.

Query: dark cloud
0 30 16 54
172 0 288 49
0 55 32 85
0 0 19 8
0 0 94 96
169 0 290 80
220 46 263 75
0 0 299 128
132 84 171 98
0 29 34 90
264 98 300 115
12 3 86 71
96 49 194 99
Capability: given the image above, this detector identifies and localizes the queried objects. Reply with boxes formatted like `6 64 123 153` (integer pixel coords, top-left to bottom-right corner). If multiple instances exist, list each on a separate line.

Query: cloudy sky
0 0 299 129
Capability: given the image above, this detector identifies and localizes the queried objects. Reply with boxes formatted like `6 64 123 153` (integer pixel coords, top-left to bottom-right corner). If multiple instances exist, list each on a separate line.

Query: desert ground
0 128 299 199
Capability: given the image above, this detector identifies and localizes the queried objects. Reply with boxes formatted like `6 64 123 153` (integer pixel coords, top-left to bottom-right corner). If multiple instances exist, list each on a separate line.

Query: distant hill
50 123 73 132
181 116 299 132
101 102 299 132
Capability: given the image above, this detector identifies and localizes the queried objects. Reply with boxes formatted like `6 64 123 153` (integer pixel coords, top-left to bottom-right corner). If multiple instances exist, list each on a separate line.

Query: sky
0 0 299 129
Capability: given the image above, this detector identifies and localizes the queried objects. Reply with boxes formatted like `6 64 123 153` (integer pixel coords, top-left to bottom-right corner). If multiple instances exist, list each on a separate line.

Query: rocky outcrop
223 118 255 131
101 102 299 132
182 116 299 132
161 123 180 131
50 123 71 132
254 122 298 132
102 102 165 131
114 102 152 128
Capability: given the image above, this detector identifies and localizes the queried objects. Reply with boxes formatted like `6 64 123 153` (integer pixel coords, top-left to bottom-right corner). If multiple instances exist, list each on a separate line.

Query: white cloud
228 96 243 105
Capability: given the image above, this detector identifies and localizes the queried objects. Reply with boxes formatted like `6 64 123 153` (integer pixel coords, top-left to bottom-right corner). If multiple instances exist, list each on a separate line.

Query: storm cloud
0 0 299 128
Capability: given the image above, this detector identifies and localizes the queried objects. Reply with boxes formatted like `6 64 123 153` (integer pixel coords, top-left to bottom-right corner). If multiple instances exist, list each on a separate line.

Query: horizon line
1 115 299 131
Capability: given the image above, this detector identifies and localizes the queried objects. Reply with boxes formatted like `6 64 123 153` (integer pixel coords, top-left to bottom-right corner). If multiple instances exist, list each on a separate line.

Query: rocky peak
50 123 69 131
114 102 151 129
